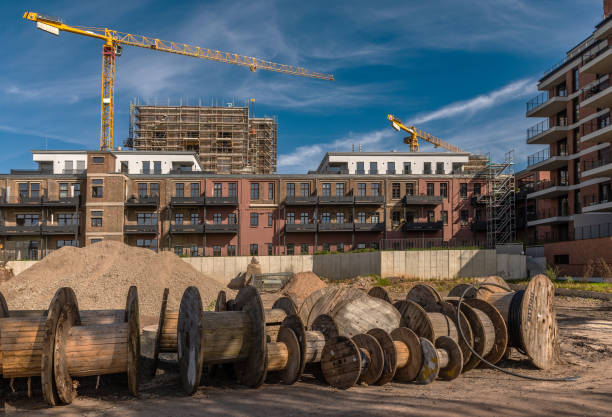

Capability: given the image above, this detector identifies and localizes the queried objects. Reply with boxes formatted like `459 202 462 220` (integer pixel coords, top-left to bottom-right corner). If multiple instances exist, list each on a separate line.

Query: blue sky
0 0 604 173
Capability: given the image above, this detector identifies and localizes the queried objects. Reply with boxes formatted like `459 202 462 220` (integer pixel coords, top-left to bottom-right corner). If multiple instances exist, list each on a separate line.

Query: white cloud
0 124 89 146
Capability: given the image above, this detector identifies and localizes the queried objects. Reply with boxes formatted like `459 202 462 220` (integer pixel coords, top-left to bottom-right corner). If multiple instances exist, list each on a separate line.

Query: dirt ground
1 296 611 417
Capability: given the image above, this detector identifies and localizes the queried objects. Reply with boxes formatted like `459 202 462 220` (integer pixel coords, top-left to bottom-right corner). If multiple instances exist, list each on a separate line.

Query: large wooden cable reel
366 327 423 385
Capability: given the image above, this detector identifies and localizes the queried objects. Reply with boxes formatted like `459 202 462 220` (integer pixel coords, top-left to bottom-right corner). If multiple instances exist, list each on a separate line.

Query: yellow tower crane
23 12 335 151
387 114 465 153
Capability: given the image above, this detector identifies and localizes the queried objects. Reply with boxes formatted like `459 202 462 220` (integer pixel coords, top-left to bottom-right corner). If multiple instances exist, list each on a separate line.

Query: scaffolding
486 150 516 248
126 100 277 174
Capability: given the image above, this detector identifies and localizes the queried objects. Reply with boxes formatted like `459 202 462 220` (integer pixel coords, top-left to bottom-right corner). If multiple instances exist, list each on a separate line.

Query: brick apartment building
524 0 612 273
0 150 489 259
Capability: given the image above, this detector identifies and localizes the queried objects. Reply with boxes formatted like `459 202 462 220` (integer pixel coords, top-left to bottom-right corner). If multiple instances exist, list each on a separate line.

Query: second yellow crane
23 12 335 151
387 114 465 153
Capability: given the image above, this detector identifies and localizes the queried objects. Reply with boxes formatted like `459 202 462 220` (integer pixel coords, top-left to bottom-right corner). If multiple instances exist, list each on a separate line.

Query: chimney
605 0 612 18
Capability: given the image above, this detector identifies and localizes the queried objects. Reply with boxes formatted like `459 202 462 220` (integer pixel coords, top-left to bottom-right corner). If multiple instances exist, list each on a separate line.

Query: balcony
285 195 317 206
526 207 572 227
170 196 205 206
470 220 487 232
42 196 80 207
526 179 571 199
470 195 487 205
206 196 238 206
526 147 570 171
125 195 159 207
581 46 612 74
41 224 79 235
403 195 443 205
386 169 396 175
0 225 41 235
403 221 443 232
526 91 571 118
354 222 385 232
582 149 612 179
205 223 238 233
124 224 158 234
0 195 43 207
318 223 354 232
318 195 354 205
354 195 384 205
582 193 612 213
581 112 612 145
580 79 612 110
285 223 316 233
170 224 204 234
526 119 570 145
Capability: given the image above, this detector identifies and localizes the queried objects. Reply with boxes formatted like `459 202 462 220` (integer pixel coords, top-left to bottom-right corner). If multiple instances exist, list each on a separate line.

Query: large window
250 213 259 226
92 179 103 198
227 245 236 256
427 183 434 196
369 162 378 174
30 183 40 198
336 212 345 223
138 183 147 197
250 183 260 200
286 212 295 224
228 213 237 224
357 212 366 223
72 183 81 197
358 183 366 197
153 161 162 174
406 183 414 196
473 183 481 196
137 213 157 225
387 162 395 174
371 183 380 196
18 183 28 198
213 246 221 257
356 162 365 174
59 183 69 199
190 213 199 225
371 213 379 223
403 162 412 174
440 183 448 198
427 210 435 223
228 183 237 197
337 243 344 253
300 212 309 224
300 244 309 255
300 183 310 197
392 211 401 224
175 183 184 197
16 214 39 226
268 183 274 200
321 212 331 223
436 162 444 174
286 243 294 255
392 183 400 199
286 183 295 197
250 244 258 256
268 213 273 227
322 183 331 196
460 183 468 198
213 183 223 197
57 240 78 248
191 183 200 197
213 213 222 224
336 183 345 196
423 162 432 174
142 161 150 174
175 213 184 225
91 211 103 227
58 213 78 225
150 183 159 196
460 209 469 225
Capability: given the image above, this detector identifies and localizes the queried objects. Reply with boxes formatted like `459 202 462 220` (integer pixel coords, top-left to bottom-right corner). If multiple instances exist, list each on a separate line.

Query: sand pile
0 241 226 318
282 272 327 305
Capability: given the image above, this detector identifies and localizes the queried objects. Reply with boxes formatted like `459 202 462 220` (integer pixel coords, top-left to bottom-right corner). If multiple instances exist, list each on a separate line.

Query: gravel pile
282 271 327 305
0 240 226 318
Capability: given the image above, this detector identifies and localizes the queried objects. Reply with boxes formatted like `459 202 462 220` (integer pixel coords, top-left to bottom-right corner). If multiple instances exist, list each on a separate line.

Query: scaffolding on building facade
485 150 516 248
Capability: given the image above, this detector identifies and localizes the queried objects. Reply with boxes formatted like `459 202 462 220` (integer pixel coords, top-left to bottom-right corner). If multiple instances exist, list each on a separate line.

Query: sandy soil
1 297 611 417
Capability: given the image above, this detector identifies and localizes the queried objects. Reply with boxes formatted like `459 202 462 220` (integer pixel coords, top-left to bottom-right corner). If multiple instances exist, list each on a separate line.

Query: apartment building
0 150 489 259
524 0 612 272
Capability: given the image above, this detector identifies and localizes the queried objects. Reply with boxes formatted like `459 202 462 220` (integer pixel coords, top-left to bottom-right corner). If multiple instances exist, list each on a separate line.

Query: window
392 183 400 199
72 183 81 197
188 245 198 257
174 246 183 256
287 212 295 224
356 162 365 174
150 183 159 196
175 213 184 225
58 213 78 225
440 183 448 198
228 183 237 197
452 162 463 174
30 183 40 198
473 183 481 196
460 183 468 198
300 212 309 224
406 183 414 196
59 183 69 199
403 162 412 174
336 212 345 223
138 213 157 225
322 183 331 196
337 243 344 253
93 157 104 164
300 244 309 255
175 183 184 197
191 183 200 197
357 243 367 249
358 183 366 197
321 212 331 223
227 245 236 256
392 211 401 224
213 246 221 257
190 213 199 225
91 239 103 245
213 213 222 224
268 243 273 256
92 179 103 198
16 214 39 226
460 209 469 225
336 183 345 196
250 183 260 200
371 183 380 196
423 162 432 174
57 240 78 248
142 161 150 174
286 183 295 197
427 210 434 223
18 183 28 198
436 162 444 174
427 183 434 196
357 212 366 223
268 213 273 227
387 162 395 174
369 162 378 174
371 213 379 223
300 183 309 197
91 211 103 227
120 161 128 173
572 68 579 93
250 244 258 256
228 213 237 224
268 183 274 200
371 243 379 250
286 243 294 255
441 210 448 225
153 161 162 174
138 183 147 197
322 243 330 252
250 212 259 226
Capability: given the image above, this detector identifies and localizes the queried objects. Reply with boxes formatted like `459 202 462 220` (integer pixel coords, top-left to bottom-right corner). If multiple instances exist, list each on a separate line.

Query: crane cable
455 282 578 382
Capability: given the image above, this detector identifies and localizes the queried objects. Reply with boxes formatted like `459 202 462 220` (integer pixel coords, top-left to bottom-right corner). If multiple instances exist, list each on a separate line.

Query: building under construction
126 102 277 174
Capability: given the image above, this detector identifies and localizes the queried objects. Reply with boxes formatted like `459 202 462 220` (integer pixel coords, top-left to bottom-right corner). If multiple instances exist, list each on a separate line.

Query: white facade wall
112 152 202 174
324 153 470 175
33 152 87 174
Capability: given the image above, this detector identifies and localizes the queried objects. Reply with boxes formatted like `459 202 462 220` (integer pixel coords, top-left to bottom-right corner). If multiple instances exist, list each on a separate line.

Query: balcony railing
206 196 238 205
583 149 612 171
403 195 444 205
369 169 379 175
41 224 79 235
285 223 316 232
581 79 611 102
354 222 385 232
386 169 396 175
530 179 569 193
318 223 354 232
170 196 205 206
583 193 610 208
527 148 550 166
285 195 317 205
575 222 612 240
42 196 80 207
0 195 43 205
470 195 487 205
526 92 548 112
205 223 238 233
528 207 570 221
354 195 384 204
124 224 158 234
581 112 611 137
403 221 443 231
126 195 160 206
171 224 204 234
0 225 42 235
318 195 354 205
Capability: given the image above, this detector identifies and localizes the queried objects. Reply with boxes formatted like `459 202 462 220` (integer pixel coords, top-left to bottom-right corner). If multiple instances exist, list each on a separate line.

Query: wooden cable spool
177 285 267 395
320 333 385 389
450 274 558 370
52 286 140 405
302 314 338 383
366 327 423 384
415 335 463 384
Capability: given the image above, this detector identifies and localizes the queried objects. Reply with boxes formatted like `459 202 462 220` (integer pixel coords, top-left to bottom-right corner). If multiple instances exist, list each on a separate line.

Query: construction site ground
2 289 611 417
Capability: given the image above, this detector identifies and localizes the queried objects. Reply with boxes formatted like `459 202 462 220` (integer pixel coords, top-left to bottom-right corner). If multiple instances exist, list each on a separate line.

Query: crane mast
23 11 334 151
